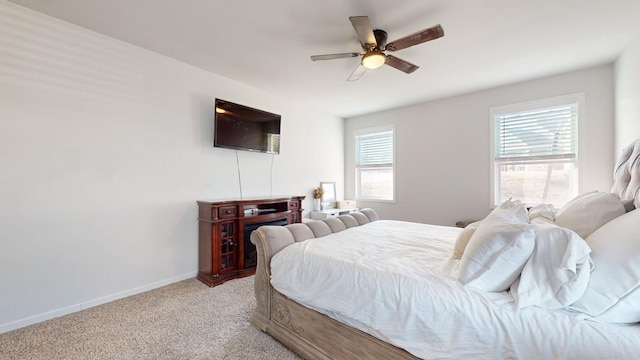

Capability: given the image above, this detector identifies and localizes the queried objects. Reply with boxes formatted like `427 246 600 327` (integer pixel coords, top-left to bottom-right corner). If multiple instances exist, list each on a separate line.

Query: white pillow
554 191 625 238
527 203 556 222
511 218 592 309
569 209 640 323
452 221 481 259
459 200 535 292
497 198 530 223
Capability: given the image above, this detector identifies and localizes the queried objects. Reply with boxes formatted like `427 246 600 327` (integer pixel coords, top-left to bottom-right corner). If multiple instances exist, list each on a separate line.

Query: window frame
489 93 585 208
354 125 396 202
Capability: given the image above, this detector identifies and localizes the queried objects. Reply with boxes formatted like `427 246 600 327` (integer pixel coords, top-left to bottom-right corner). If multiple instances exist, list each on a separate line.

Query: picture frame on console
320 181 336 209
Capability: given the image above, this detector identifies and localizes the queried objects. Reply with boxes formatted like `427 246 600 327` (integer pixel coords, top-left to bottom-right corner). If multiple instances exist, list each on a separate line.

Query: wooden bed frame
247 138 640 359
249 210 419 359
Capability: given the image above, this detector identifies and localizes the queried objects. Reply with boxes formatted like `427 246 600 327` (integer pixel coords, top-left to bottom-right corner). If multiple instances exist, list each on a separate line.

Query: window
490 94 582 207
355 125 395 201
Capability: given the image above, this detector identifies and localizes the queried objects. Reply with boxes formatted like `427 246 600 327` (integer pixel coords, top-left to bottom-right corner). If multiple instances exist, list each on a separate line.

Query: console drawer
219 206 237 218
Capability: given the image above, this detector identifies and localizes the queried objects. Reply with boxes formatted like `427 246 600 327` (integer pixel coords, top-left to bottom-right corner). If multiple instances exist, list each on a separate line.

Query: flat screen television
214 99 281 154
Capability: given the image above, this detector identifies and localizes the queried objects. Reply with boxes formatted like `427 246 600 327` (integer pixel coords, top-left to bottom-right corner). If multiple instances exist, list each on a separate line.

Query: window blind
356 130 393 165
495 104 577 162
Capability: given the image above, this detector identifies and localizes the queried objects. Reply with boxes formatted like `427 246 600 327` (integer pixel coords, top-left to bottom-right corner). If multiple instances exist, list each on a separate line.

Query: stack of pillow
457 199 535 293
454 191 640 324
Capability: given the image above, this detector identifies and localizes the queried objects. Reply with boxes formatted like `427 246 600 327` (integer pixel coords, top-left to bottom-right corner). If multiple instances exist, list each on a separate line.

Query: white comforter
270 220 640 359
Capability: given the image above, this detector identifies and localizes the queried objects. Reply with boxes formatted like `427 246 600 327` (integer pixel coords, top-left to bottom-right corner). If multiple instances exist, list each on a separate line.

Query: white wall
615 34 640 152
0 1 344 333
346 65 615 226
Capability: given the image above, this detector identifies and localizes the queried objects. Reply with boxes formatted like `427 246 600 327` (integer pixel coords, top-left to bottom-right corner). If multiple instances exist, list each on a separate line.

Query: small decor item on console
338 200 357 209
313 186 323 211
320 182 337 209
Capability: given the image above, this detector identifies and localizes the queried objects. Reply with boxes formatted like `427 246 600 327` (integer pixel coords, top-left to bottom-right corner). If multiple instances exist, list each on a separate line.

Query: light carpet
0 276 301 360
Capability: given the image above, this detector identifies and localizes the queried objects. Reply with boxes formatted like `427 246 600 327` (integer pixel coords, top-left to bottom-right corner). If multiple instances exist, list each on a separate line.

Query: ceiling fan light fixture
362 51 386 69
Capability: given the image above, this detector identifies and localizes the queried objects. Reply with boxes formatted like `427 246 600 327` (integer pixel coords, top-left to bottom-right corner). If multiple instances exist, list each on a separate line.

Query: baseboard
0 271 198 334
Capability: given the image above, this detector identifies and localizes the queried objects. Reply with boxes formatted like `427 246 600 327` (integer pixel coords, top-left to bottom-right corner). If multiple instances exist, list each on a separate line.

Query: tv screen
214 99 281 154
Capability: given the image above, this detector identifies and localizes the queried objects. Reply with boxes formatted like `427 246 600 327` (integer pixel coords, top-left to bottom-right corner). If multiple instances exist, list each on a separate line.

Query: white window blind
495 104 577 162
490 94 582 207
356 131 393 166
355 127 394 201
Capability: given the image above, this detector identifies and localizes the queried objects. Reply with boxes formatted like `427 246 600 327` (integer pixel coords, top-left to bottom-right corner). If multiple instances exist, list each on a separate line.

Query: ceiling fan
311 16 444 81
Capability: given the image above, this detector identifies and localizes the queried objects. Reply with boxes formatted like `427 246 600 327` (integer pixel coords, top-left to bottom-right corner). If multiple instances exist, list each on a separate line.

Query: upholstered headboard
250 208 379 275
611 138 640 209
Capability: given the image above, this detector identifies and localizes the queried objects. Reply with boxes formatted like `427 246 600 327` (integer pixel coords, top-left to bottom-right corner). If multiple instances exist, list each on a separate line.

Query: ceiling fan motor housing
373 29 388 50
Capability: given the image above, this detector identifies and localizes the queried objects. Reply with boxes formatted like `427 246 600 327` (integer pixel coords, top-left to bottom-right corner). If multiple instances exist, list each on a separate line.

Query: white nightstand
310 208 359 220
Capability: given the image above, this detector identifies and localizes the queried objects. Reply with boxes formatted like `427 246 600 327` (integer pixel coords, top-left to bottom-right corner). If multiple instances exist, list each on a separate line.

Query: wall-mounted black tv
214 99 281 154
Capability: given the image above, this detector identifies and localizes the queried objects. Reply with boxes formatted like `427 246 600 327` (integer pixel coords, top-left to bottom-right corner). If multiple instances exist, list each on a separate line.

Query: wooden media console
196 196 305 287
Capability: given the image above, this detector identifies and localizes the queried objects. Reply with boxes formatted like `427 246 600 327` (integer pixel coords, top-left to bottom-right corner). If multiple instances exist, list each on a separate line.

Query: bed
249 139 640 359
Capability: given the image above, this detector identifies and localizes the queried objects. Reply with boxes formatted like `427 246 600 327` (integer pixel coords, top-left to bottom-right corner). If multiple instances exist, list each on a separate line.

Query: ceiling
9 0 640 118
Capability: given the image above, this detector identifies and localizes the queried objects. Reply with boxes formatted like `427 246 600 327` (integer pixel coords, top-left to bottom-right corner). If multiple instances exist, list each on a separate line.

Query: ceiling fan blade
311 53 360 61
385 24 444 51
347 64 367 81
349 16 377 50
385 55 419 74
